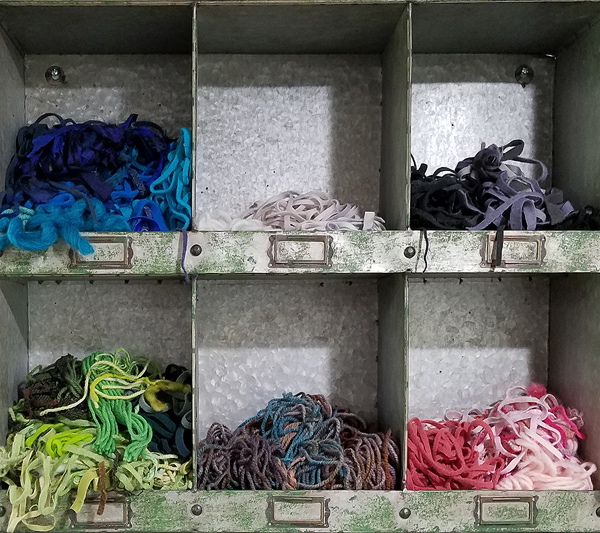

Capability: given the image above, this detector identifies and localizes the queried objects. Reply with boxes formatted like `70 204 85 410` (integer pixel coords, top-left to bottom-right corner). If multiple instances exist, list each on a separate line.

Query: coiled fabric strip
0 199 130 254
197 191 385 231
4 114 166 202
74 350 189 461
1 352 194 532
14 355 89 423
0 114 192 253
197 392 399 490
487 385 595 490
0 418 192 532
139 367 193 461
411 140 600 230
406 418 504 490
147 128 192 231
407 383 596 490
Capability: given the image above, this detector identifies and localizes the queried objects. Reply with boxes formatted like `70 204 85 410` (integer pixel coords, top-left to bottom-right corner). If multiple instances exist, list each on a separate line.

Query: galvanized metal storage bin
1 1 600 532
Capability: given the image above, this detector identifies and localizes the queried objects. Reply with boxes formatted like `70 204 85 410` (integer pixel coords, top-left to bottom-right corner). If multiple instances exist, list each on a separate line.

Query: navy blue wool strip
3 113 171 212
411 140 600 231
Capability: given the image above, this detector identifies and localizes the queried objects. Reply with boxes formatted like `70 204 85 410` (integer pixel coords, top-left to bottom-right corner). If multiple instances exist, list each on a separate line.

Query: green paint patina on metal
339 231 379 272
0 489 599 532
405 490 473 530
430 230 481 247
553 231 600 272
482 503 528 522
0 247 51 277
194 490 305 533
424 230 600 274
192 231 257 274
0 232 182 278
204 490 263 532
531 491 594 531
333 231 416 273
405 490 600 533
126 490 194 532
346 494 400 532
0 231 414 276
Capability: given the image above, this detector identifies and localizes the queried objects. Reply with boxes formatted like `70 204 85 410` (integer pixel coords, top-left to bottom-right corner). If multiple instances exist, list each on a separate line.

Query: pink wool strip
407 383 596 491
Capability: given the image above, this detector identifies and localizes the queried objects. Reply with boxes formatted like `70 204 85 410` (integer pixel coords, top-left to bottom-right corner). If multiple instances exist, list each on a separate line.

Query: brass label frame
475 495 538 527
482 232 546 268
267 496 330 528
69 235 134 269
268 234 333 268
69 493 132 529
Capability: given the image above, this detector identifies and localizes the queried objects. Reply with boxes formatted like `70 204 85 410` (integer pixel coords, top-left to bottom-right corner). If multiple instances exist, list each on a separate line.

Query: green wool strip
83 350 153 461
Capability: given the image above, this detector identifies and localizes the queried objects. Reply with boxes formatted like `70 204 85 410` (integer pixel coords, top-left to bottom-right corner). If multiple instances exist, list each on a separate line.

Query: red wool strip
406 418 504 490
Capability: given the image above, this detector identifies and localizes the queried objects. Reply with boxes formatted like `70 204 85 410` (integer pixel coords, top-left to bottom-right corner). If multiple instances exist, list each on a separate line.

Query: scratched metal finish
196 55 381 218
25 55 192 136
0 282 27 445
0 28 24 193
28 281 192 371
411 54 554 181
408 276 549 419
195 279 378 436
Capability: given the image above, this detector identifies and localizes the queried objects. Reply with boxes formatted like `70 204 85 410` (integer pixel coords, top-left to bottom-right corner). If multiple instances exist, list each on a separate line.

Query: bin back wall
196 54 382 218
412 54 554 184
408 277 549 419
0 27 24 194
24 55 192 138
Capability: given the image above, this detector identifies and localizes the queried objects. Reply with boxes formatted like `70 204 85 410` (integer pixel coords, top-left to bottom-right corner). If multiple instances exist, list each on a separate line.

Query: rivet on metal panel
190 244 202 257
399 508 411 519
515 65 534 87
0 505 6 517
45 65 66 86
191 504 203 516
404 246 416 259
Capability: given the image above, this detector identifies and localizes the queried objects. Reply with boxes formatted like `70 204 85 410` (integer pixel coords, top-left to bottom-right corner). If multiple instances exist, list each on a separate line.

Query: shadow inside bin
194 279 378 438
23 54 193 141
406 277 549 420
195 54 382 216
410 53 555 188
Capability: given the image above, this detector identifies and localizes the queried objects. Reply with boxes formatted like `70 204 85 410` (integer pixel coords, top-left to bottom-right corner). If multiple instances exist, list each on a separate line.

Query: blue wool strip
148 128 192 231
4 113 169 208
0 198 130 253
1 113 193 253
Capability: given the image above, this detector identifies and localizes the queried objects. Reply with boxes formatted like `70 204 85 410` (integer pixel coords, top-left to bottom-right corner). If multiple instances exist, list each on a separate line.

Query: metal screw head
399 508 411 519
596 507 600 518
404 246 416 259
515 64 534 87
0 506 5 517
190 244 202 257
191 504 203 516
45 65 66 86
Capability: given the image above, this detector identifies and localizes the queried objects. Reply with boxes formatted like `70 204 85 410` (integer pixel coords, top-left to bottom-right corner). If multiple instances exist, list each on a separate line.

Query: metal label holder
475 495 538 527
268 234 333 268
69 235 134 269
482 232 546 268
69 493 132 529
267 496 330 528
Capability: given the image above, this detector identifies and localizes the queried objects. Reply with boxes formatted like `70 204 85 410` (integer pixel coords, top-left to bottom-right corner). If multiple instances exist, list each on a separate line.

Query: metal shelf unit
1 1 600 532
